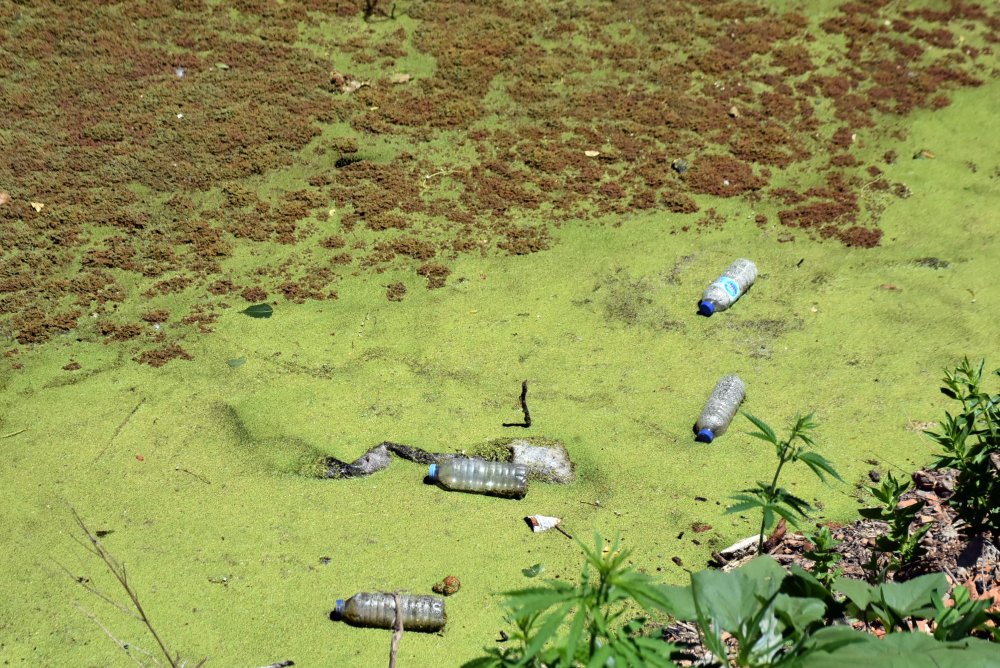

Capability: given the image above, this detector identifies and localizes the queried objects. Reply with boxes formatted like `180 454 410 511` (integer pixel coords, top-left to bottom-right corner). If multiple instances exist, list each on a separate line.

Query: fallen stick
388 590 404 668
503 380 532 428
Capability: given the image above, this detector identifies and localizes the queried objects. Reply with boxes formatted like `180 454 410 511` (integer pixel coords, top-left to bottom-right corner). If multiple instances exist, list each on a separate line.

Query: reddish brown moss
135 343 194 367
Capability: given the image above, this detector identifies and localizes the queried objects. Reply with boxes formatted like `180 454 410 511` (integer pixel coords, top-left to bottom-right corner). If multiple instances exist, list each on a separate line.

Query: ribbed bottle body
338 592 446 632
695 374 746 443
699 258 757 316
430 457 529 498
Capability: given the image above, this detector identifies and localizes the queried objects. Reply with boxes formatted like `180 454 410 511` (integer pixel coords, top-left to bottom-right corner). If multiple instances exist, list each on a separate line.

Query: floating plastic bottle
331 592 446 632
428 457 529 499
698 258 757 316
695 374 746 443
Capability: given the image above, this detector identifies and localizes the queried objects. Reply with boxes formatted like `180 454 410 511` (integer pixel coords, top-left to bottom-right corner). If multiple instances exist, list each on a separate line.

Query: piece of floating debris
527 515 561 532
429 458 528 499
331 592 446 632
432 575 461 596
525 515 573 539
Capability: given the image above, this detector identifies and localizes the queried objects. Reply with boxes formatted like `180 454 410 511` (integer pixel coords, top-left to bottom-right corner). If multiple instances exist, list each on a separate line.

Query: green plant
469 542 999 668
727 413 841 554
801 526 842 590
925 357 1000 534
932 582 999 642
833 572 999 641
687 561 999 666
463 534 679 667
857 471 931 580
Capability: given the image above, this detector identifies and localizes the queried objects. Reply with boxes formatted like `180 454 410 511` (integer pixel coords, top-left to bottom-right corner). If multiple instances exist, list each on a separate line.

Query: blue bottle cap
332 599 345 620
428 463 438 479
696 428 715 443
698 300 715 316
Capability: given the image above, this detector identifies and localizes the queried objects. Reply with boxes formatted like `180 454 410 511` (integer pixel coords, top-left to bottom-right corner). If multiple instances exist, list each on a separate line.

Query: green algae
4 102 1000 658
1 2 1000 666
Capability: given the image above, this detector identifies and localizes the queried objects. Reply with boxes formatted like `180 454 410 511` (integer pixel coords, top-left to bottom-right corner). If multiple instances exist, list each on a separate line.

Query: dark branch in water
503 380 532 428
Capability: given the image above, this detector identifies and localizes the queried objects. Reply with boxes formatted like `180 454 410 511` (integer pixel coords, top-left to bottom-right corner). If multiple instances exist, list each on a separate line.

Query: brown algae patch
1 0 997 357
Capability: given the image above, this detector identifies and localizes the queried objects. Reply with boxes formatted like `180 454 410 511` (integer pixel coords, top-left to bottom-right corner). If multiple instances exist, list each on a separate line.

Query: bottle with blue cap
428 457 529 499
331 592 446 632
699 258 757 316
695 374 746 443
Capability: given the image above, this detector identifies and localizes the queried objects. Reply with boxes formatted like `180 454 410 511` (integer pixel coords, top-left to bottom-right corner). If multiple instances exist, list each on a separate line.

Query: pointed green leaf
521 563 545 578
743 412 777 444
798 451 842 482
585 644 614 668
876 573 947 619
561 605 588 663
240 303 273 318
834 577 874 611
518 600 573 662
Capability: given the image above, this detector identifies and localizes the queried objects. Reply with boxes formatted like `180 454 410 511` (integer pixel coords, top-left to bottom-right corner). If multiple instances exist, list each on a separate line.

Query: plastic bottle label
713 276 741 299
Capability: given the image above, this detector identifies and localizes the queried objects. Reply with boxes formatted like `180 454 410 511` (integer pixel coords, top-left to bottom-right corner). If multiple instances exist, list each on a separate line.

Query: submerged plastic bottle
428 457 529 499
695 374 746 443
699 258 757 316
331 592 446 632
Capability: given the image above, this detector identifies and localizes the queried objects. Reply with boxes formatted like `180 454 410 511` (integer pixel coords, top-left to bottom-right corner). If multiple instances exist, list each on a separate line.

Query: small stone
868 470 881 483
671 158 689 174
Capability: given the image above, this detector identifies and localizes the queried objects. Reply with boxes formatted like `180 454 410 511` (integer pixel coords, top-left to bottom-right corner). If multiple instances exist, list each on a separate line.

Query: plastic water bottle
428 457 529 498
331 592 446 632
695 374 746 443
699 259 757 316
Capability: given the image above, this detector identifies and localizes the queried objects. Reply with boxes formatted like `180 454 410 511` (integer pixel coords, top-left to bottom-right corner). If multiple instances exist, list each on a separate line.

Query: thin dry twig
93 398 146 463
69 508 207 668
76 604 153 667
388 590 404 668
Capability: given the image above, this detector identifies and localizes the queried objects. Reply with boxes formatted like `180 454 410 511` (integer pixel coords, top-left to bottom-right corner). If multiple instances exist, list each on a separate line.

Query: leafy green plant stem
727 413 841 556
756 447 791 554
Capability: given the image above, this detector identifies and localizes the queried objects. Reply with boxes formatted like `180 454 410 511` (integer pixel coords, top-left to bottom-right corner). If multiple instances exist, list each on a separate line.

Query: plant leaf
521 563 545 578
518 600 574 663
743 411 778 444
876 573 948 620
240 303 273 318
798 451 842 482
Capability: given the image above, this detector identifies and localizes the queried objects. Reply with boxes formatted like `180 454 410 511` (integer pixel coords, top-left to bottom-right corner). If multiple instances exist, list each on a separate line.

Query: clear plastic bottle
428 457 529 499
695 374 746 443
699 258 757 316
331 592 446 632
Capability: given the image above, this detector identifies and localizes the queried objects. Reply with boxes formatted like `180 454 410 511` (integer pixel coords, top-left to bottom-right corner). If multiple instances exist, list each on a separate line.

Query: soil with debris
663 466 1000 663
